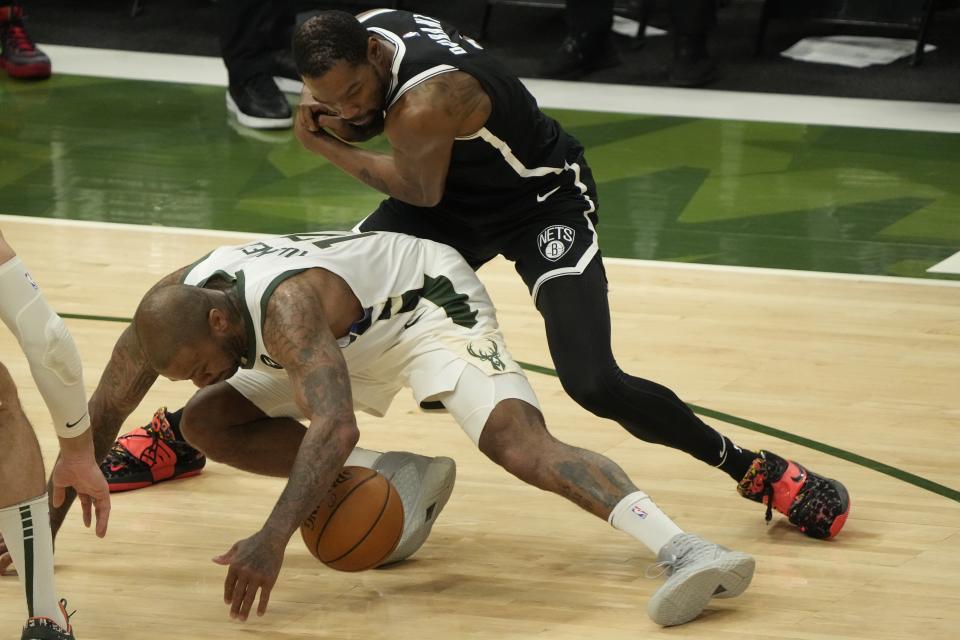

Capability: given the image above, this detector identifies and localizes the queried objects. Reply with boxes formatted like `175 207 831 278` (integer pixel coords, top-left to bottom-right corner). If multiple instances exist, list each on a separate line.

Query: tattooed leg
477 399 638 518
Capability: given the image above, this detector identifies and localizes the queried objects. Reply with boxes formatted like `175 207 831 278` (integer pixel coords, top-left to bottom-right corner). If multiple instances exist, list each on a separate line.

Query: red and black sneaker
0 5 51 80
738 450 850 539
21 599 74 640
100 407 206 492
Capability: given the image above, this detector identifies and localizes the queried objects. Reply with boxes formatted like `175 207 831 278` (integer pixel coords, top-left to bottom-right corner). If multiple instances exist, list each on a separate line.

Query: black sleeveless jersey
358 9 586 230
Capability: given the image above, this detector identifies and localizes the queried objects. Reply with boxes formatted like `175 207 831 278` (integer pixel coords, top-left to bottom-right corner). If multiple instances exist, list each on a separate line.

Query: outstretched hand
51 452 111 538
213 531 285 621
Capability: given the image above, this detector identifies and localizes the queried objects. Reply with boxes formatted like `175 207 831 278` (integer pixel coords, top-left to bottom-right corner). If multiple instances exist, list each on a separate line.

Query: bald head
134 285 220 371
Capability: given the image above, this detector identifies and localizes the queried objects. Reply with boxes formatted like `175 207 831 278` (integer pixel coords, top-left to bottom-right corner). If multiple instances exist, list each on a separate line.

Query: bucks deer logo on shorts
537 225 575 262
467 339 506 372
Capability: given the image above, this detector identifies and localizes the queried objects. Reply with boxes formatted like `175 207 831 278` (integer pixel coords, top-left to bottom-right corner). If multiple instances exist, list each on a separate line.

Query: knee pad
0 257 89 437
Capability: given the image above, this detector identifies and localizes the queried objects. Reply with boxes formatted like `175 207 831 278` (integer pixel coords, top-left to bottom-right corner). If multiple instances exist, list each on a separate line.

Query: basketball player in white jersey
89 230 754 626
0 229 111 640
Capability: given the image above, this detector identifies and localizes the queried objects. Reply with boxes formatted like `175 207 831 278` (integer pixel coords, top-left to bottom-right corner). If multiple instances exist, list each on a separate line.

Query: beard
347 110 386 141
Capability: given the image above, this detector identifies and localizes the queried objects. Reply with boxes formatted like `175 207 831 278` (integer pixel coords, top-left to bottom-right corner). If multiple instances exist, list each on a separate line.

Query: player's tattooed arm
258 272 359 544
88 265 190 453
87 324 158 459
48 265 189 534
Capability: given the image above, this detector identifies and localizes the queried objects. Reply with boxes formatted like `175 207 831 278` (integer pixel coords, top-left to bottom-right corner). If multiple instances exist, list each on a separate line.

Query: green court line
515 361 960 504
61 312 133 323
60 311 958 503
687 404 960 503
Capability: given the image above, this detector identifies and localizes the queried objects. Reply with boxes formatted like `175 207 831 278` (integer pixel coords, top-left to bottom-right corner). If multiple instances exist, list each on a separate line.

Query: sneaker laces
644 534 695 579
762 480 775 524
644 560 673 579
103 411 172 468
59 599 76 627
4 20 35 54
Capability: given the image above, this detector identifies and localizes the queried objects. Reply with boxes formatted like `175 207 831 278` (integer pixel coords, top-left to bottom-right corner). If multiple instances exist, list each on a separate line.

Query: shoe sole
711 551 756 599
647 565 722 626
0 58 50 79
107 468 204 493
379 456 456 565
225 92 292 129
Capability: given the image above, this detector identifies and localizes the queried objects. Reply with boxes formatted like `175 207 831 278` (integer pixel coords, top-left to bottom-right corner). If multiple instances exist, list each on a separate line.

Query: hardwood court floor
1 217 958 639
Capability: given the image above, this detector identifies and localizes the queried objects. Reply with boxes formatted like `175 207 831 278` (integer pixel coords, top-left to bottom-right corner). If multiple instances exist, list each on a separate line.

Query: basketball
300 466 404 572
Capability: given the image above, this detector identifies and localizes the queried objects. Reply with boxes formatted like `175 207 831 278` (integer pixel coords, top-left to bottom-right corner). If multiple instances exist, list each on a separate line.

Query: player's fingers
256 582 272 617
94 493 111 537
222 564 239 605
78 494 92 528
230 577 249 620
298 105 318 132
52 483 66 508
239 580 259 621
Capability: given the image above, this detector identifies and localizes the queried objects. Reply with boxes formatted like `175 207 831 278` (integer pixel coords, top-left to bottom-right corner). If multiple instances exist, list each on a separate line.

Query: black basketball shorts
356 157 600 305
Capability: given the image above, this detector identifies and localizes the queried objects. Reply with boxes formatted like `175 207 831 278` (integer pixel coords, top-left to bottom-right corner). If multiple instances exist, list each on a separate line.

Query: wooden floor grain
1 218 958 639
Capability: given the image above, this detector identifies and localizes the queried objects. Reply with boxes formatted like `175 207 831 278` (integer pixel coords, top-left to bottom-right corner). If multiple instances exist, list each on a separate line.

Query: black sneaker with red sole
100 407 206 492
738 450 850 539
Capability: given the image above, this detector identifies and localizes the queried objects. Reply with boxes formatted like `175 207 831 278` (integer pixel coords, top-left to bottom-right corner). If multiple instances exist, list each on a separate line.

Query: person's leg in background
221 0 296 129
667 0 718 86
0 2 51 80
539 0 620 79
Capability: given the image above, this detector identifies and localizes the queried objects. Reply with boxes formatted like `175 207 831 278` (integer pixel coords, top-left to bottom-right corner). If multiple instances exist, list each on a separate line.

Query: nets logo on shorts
537 225 575 262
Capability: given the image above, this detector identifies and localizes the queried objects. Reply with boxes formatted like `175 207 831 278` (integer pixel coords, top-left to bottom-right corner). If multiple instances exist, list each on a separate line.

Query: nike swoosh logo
404 309 427 329
65 412 87 429
536 186 561 203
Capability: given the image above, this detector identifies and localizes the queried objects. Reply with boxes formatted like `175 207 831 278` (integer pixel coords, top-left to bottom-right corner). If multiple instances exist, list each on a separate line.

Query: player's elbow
331 419 360 453
407 180 444 208
413 189 443 208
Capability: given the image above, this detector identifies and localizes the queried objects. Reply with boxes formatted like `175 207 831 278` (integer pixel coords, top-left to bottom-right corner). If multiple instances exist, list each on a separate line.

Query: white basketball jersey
181 230 497 378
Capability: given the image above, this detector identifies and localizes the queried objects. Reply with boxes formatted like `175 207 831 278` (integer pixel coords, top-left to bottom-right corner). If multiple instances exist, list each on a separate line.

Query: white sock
608 491 684 554
0 494 67 627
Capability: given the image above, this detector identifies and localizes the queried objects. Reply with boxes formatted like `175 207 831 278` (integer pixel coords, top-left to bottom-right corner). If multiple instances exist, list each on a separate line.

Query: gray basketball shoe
373 451 456 565
647 533 755 626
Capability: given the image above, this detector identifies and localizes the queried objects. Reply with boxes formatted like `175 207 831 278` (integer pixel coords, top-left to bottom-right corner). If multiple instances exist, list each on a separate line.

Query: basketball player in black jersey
291 9 850 541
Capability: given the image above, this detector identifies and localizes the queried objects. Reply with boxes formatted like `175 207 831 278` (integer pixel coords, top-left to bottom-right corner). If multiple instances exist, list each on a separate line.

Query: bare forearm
300 133 439 207
261 417 358 542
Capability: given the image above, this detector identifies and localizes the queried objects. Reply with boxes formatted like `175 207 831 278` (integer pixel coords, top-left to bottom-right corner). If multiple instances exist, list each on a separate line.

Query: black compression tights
535 256 753 480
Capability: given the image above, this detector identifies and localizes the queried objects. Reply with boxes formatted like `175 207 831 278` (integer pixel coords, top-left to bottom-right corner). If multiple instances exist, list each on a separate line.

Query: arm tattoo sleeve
258 276 359 542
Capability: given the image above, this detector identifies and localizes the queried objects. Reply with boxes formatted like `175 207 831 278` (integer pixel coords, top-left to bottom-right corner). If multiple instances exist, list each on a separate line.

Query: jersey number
281 231 378 250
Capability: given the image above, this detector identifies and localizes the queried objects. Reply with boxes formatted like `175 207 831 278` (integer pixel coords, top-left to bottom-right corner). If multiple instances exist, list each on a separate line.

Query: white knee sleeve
0 257 89 437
